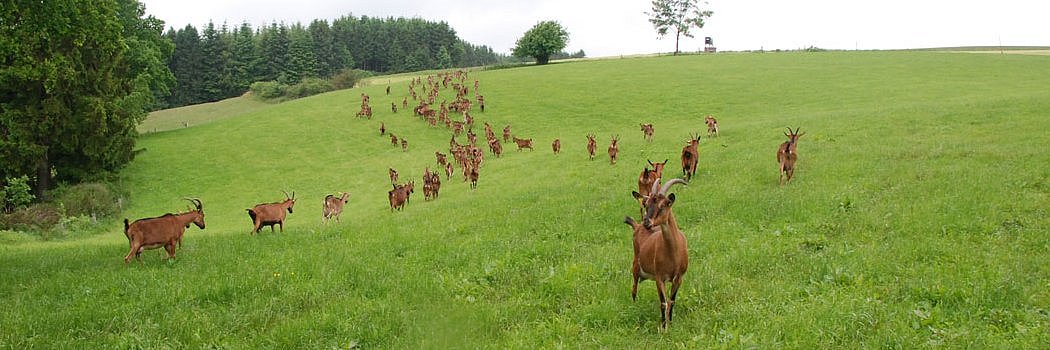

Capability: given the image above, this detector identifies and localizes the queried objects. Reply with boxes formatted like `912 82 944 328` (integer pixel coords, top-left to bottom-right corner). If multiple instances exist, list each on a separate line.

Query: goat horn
659 178 688 195
650 177 661 197
282 190 291 199
183 197 202 210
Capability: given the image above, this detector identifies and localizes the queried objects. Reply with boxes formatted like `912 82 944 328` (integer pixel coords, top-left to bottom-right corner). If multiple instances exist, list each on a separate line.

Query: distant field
3 51 1048 348
139 95 272 133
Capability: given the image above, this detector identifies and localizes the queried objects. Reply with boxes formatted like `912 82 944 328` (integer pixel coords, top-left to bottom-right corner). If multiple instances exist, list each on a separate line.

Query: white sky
141 0 1047 57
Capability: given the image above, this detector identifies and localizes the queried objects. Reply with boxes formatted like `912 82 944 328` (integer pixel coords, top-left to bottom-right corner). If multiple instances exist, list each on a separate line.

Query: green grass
2 51 1048 348
139 95 273 133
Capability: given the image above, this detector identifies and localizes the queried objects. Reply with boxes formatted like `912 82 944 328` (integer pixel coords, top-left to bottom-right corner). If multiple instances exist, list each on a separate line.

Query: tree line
162 16 506 108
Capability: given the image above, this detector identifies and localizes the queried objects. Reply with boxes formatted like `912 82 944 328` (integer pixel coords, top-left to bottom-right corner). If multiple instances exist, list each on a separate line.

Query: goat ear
632 191 644 200
667 193 676 206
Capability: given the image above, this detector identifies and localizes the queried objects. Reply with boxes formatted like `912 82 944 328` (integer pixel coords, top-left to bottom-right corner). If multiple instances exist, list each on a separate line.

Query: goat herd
122 69 806 331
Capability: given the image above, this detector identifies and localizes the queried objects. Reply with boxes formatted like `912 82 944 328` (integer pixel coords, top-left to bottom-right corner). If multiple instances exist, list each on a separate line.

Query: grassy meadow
1 51 1048 348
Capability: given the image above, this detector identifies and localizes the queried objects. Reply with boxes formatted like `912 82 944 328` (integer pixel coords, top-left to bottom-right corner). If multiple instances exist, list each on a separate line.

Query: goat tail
247 209 257 223
123 218 130 237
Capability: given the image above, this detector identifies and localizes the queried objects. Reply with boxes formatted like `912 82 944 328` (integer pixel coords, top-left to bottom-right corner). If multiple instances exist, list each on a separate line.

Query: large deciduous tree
512 21 569 65
646 0 713 55
0 0 173 198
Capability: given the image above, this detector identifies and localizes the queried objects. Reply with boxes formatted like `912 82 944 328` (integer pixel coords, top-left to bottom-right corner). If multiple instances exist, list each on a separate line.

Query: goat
322 192 350 224
444 161 454 180
705 115 719 137
552 138 561 155
488 137 503 157
681 133 700 180
640 123 654 142
503 125 512 143
380 122 386 135
123 198 204 264
436 151 448 166
628 178 688 331
638 159 669 199
778 127 805 185
512 137 534 151
388 182 414 211
389 168 399 184
401 139 409 152
466 162 479 189
390 134 399 146
391 102 397 113
586 134 597 160
608 135 620 165
247 191 296 235
423 168 441 200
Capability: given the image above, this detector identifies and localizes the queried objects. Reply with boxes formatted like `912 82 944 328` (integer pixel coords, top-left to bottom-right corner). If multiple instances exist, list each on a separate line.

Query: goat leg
656 279 669 331
668 275 683 327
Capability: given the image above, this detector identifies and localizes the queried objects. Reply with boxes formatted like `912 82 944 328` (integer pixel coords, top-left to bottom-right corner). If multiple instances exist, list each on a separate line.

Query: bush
53 182 120 219
1 175 35 213
285 77 333 99
330 69 372 90
249 81 285 100
0 203 62 232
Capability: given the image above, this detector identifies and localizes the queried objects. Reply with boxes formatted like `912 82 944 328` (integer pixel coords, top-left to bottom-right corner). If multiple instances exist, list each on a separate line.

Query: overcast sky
140 0 1047 57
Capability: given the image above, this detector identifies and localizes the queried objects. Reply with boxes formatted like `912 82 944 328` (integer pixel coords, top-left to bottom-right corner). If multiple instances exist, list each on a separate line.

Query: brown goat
640 123 654 142
388 182 414 211
247 192 296 235
390 134 398 146
435 151 448 166
681 133 700 180
586 134 597 160
123 198 204 264
638 159 669 199
389 168 399 184
705 115 719 137
552 138 561 155
423 168 441 200
380 122 386 135
503 125 512 143
444 161 454 180
608 135 620 165
512 137 534 151
628 178 688 331
466 162 480 189
778 127 805 185
322 192 350 224
488 137 503 157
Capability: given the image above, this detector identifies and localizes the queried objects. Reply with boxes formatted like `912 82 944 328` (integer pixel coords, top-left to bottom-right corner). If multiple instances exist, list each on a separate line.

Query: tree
512 21 569 65
167 24 204 106
0 0 174 197
646 0 713 55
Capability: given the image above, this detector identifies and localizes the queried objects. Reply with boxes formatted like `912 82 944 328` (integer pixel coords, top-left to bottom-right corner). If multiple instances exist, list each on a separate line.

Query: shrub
53 182 120 219
330 69 372 90
0 203 62 232
1 175 35 213
285 77 333 99
249 81 286 100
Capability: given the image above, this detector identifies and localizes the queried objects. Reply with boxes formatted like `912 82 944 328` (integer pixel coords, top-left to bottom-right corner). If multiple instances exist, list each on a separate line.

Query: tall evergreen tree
256 23 291 83
167 24 204 106
286 23 319 82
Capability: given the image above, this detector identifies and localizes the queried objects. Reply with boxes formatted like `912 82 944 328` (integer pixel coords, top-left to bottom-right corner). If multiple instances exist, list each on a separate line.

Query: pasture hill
1 51 1048 348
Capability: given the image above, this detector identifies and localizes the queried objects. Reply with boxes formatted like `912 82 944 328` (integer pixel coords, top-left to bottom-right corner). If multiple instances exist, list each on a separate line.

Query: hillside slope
2 52 1048 348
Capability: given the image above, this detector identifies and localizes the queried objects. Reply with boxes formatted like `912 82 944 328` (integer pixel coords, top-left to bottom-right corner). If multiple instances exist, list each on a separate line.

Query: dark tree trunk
537 55 550 65
35 153 50 200
674 29 681 55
